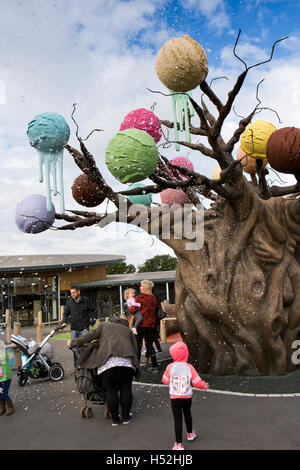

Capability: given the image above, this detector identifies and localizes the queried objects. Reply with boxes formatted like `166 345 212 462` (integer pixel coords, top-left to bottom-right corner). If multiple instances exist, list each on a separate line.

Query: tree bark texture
167 177 300 375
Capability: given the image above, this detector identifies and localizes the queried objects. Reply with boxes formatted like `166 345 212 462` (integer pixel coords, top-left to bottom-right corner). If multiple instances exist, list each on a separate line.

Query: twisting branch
225 78 264 153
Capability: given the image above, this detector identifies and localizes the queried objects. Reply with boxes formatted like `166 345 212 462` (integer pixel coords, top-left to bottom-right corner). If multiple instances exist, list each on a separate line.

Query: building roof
0 254 126 275
72 270 176 288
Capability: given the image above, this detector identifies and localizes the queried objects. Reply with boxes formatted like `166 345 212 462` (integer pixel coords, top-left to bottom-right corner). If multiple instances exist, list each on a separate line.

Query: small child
124 288 143 335
0 340 15 416
162 341 208 450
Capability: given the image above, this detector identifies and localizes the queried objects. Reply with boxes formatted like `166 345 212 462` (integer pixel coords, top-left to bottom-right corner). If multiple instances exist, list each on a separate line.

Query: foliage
106 262 136 275
138 254 177 273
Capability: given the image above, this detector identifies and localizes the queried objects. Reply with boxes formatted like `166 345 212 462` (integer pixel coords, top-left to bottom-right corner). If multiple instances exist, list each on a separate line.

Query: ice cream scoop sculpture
160 188 190 207
155 35 207 152
27 112 70 214
15 194 55 233
126 182 152 206
120 108 162 144
160 157 193 207
236 146 268 175
167 156 194 177
72 173 107 207
266 127 300 175
105 129 158 184
212 165 221 180
240 120 277 159
155 35 208 92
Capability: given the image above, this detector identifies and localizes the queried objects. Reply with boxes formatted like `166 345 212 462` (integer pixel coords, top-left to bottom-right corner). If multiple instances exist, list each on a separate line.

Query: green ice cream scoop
105 129 158 184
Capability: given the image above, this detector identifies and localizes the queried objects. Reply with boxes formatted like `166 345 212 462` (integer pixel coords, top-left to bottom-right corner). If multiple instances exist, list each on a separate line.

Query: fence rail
2 309 178 345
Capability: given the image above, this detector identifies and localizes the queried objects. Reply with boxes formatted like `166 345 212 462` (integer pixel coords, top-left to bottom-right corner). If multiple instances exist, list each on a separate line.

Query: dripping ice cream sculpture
155 34 208 151
27 112 70 214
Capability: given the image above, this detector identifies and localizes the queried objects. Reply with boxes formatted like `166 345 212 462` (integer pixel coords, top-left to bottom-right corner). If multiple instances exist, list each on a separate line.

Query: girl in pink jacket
162 341 209 450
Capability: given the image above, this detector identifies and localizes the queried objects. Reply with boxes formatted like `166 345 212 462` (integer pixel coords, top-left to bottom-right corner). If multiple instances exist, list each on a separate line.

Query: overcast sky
1 0 300 268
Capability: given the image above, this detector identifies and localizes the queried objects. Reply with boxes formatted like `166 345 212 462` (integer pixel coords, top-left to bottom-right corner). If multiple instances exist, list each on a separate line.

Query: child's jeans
134 311 143 329
0 379 11 401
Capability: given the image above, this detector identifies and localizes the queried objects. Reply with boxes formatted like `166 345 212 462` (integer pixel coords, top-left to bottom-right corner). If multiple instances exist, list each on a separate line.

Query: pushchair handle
54 324 66 333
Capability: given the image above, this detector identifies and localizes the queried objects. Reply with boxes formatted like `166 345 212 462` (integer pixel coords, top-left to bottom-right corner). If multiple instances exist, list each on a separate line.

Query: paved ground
2 326 300 451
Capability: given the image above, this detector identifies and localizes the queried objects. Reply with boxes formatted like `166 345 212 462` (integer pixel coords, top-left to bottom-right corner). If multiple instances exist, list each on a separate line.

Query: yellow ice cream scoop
155 34 208 92
212 165 221 180
240 120 277 159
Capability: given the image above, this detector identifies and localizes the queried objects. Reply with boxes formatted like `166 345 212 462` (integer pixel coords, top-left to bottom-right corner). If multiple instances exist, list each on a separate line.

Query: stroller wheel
81 406 93 418
18 372 28 387
49 363 64 382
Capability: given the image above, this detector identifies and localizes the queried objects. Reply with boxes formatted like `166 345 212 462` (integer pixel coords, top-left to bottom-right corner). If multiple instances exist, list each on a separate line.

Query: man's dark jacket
62 296 96 331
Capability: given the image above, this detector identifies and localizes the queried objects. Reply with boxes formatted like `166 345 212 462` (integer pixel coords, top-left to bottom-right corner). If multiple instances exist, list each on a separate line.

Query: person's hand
67 340 71 349
61 323 67 328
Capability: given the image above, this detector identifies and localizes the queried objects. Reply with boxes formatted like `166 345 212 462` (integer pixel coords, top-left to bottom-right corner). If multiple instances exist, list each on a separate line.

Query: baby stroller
11 325 65 387
73 346 108 419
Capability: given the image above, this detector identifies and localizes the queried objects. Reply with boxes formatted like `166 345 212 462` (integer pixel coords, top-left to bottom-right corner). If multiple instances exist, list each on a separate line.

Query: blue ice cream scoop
27 112 70 152
126 182 152 206
15 194 55 234
27 112 70 214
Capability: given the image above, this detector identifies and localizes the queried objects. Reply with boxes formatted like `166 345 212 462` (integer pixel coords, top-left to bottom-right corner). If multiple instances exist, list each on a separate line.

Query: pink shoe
172 443 184 450
187 431 197 441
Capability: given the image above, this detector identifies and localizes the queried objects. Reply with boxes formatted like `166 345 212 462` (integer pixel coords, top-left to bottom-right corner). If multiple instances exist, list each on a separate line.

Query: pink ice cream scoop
166 157 194 178
120 108 162 144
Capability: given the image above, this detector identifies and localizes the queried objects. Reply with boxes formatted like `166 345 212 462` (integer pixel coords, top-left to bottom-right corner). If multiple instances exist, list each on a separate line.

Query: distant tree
106 262 136 275
138 254 177 273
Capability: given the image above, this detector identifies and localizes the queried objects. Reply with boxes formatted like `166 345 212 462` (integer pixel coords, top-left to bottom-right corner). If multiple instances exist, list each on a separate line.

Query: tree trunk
167 177 300 376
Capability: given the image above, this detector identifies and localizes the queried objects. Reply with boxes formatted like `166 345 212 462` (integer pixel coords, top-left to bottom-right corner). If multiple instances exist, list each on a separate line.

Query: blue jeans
0 379 11 401
71 329 89 368
133 311 143 329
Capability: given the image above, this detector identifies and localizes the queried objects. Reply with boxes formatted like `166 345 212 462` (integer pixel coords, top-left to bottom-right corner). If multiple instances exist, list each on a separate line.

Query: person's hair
141 280 154 292
124 288 135 300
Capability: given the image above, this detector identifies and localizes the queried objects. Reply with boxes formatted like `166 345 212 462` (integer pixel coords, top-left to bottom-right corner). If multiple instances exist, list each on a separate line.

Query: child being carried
124 288 142 335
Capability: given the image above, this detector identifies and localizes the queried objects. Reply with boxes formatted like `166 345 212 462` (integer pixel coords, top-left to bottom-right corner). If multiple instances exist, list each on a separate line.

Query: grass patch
53 333 71 340
53 325 98 340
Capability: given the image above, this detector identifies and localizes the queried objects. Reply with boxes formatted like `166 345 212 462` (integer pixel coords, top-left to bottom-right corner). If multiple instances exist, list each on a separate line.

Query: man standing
62 288 96 374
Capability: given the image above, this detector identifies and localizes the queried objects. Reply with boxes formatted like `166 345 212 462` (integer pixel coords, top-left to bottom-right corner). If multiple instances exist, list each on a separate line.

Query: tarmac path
2 332 300 450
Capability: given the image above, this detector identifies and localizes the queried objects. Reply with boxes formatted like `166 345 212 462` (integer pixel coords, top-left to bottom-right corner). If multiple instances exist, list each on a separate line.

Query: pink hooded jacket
162 341 208 399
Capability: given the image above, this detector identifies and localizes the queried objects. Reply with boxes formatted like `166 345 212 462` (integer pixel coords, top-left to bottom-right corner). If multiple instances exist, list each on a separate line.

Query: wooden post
37 311 43 343
13 322 22 368
60 305 64 322
160 319 167 344
5 310 11 344
95 318 101 327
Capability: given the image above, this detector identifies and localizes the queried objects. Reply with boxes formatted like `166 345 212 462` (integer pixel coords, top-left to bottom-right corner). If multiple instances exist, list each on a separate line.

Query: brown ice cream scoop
71 173 106 207
266 127 300 174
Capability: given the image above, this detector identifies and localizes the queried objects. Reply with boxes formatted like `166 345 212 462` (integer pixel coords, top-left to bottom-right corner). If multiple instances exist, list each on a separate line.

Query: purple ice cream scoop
15 194 55 234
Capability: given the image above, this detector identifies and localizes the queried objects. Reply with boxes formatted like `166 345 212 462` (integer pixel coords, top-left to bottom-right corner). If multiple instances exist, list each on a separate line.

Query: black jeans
100 367 134 421
171 398 193 444
136 327 157 367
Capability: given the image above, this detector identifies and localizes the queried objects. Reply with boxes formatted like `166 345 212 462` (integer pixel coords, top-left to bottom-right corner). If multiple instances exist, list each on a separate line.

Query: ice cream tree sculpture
23 30 300 376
